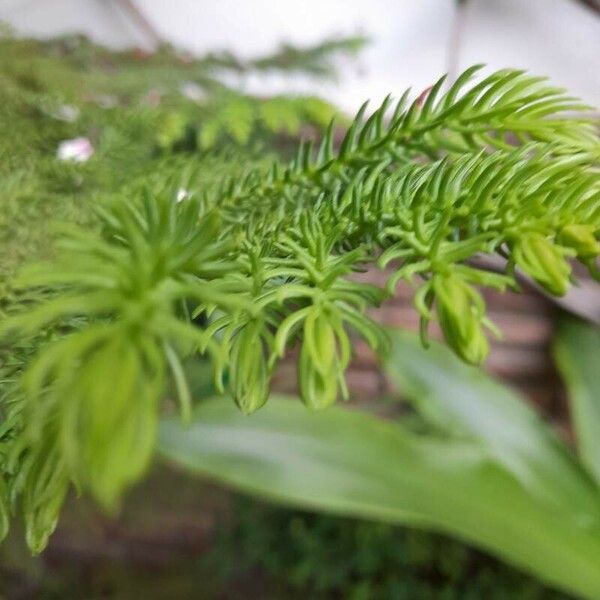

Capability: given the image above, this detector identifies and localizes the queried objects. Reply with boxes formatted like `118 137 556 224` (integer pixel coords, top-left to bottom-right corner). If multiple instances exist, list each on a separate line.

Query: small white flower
176 188 190 203
57 137 94 162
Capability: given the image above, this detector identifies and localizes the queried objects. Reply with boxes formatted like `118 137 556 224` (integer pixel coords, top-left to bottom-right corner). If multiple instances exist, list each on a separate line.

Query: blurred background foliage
0 27 355 302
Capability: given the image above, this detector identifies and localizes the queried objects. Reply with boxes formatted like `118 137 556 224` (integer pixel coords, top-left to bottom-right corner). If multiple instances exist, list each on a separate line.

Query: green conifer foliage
0 35 598 552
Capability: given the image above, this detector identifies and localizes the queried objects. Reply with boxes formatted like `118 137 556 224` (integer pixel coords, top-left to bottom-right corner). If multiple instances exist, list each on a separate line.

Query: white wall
1 0 599 111
460 0 600 109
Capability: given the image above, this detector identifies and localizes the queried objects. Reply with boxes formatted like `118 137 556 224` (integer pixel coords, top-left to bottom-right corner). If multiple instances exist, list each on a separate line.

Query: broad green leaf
554 317 600 487
159 396 600 599
386 330 600 521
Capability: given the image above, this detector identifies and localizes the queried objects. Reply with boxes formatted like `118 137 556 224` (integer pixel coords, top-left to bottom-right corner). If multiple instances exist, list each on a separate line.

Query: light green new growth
1 66 599 553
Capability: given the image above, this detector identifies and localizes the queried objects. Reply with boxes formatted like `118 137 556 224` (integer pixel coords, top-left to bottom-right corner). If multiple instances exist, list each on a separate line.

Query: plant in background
0 32 599 596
